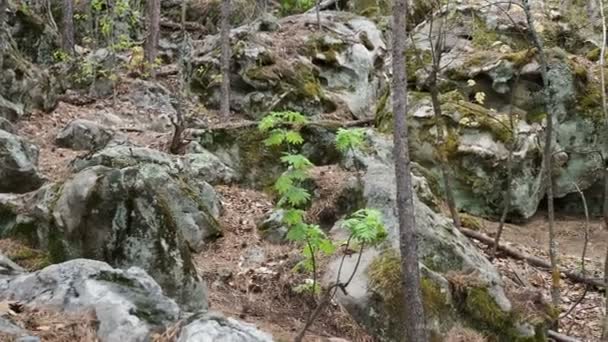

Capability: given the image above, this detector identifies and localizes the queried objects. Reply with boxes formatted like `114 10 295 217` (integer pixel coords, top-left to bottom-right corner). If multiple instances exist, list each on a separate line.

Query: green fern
335 128 366 153
342 209 387 246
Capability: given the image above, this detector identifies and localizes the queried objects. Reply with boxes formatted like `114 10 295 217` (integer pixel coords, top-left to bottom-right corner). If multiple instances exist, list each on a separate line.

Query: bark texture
391 0 427 340
62 0 75 54
145 0 161 73
220 0 232 117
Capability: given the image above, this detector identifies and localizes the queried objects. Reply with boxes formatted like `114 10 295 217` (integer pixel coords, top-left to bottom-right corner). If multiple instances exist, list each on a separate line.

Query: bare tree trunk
492 71 520 259
601 0 607 124
144 0 161 77
392 0 427 340
61 0 75 54
316 0 321 30
170 0 189 154
428 76 460 229
599 0 608 339
0 0 6 26
523 0 560 314
220 0 231 117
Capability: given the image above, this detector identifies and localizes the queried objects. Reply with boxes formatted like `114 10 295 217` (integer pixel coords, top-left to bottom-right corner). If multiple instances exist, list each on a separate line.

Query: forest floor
4 92 607 341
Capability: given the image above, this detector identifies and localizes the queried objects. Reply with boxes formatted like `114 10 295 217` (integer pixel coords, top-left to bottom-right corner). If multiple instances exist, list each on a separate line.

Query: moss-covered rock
189 11 388 119
2 154 222 311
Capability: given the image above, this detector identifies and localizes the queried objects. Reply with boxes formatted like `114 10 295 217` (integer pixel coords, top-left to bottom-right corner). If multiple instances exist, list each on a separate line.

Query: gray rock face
177 312 273 342
0 130 44 193
44 164 216 311
55 119 115 151
0 117 15 133
0 4 60 119
324 130 542 340
190 12 387 119
3 147 223 311
257 210 288 244
184 150 238 185
0 259 180 342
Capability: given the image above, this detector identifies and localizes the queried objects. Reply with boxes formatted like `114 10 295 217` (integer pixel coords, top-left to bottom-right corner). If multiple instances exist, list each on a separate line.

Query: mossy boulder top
189 11 387 120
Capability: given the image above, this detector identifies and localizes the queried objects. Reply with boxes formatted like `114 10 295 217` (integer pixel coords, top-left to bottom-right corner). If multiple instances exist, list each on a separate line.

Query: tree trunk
523 0 560 310
62 0 75 54
144 0 161 77
220 0 231 117
492 71 520 259
392 0 427 340
428 72 460 229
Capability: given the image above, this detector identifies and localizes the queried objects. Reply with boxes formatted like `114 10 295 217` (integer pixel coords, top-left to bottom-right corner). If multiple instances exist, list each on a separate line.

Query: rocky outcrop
1 2 60 121
0 258 274 341
324 130 550 341
0 130 45 193
375 0 608 220
0 259 180 342
190 11 387 119
191 122 341 187
55 119 115 151
2 146 225 311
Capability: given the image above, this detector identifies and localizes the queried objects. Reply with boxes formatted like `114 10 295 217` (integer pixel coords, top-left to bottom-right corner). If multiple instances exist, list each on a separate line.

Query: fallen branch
460 228 605 288
548 329 581 342
160 19 206 33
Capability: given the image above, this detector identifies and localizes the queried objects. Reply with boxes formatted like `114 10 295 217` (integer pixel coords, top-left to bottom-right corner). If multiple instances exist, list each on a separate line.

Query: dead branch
460 228 605 288
160 19 207 33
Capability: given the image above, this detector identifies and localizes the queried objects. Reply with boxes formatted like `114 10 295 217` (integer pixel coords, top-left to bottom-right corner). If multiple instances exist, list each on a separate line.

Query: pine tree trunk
220 0 231 117
144 0 161 77
62 0 75 54
391 0 427 340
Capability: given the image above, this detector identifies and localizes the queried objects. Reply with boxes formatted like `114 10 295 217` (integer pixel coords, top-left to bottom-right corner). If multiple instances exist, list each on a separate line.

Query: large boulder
177 312 274 342
55 119 116 151
0 259 180 342
190 11 387 119
191 122 341 187
0 130 45 193
324 130 550 341
2 147 223 311
374 0 608 220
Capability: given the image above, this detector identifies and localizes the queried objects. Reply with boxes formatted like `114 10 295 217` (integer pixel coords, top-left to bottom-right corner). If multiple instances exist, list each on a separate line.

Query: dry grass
0 239 51 271
0 306 98 342
194 185 372 342
444 326 487 342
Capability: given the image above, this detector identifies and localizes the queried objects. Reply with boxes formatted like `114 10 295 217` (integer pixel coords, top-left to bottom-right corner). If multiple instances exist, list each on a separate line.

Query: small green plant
258 111 334 293
53 50 72 63
335 128 365 153
280 0 315 15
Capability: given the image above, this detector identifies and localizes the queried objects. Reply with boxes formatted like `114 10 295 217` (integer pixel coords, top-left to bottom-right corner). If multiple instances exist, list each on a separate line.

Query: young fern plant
335 127 366 185
258 111 335 294
295 208 387 342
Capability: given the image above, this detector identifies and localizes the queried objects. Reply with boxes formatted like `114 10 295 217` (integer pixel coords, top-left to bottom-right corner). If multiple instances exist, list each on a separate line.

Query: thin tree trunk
144 0 161 77
62 0 75 54
523 0 560 311
220 0 231 117
492 71 520 259
428 75 460 229
316 0 321 30
170 0 189 154
596 0 608 337
600 0 607 123
392 0 427 340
